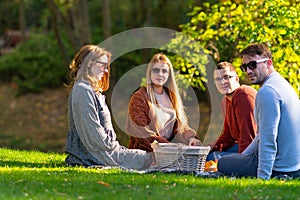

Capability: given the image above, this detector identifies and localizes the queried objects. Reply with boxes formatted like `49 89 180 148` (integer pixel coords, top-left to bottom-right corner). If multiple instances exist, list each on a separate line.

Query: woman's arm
72 82 117 152
126 88 158 138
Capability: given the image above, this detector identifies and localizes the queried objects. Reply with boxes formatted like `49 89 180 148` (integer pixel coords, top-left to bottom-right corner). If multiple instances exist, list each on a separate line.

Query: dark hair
240 43 272 59
216 61 236 73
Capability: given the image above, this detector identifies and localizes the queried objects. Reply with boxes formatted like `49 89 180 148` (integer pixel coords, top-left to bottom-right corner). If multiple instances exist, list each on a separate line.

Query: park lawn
0 148 299 200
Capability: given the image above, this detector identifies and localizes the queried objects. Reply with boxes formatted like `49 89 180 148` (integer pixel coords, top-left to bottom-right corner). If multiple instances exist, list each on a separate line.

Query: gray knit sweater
65 80 152 170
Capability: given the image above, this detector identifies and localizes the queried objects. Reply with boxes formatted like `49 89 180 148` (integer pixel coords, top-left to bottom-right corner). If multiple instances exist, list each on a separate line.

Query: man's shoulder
235 85 257 96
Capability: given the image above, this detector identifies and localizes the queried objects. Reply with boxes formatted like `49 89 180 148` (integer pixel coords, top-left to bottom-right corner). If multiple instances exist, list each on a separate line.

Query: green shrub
0 33 69 95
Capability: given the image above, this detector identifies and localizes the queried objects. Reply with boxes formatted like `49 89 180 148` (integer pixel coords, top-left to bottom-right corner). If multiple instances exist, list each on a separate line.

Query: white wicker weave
151 143 211 172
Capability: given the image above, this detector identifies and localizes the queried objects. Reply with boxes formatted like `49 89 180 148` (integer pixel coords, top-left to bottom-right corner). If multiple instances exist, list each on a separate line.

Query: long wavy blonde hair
146 53 189 132
69 45 111 92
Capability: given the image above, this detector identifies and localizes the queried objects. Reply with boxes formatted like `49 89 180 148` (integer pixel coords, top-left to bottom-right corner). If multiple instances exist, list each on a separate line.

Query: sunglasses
239 58 269 72
151 68 169 74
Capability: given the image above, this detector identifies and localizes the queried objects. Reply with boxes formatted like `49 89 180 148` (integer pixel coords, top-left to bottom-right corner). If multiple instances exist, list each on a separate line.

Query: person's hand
208 142 216 148
188 138 202 146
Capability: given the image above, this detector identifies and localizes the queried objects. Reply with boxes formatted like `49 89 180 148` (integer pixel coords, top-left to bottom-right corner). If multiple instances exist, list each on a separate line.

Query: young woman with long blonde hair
126 53 201 152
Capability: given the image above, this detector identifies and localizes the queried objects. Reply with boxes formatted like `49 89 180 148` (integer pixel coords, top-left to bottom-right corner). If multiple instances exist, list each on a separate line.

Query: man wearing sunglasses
218 43 300 180
206 62 257 161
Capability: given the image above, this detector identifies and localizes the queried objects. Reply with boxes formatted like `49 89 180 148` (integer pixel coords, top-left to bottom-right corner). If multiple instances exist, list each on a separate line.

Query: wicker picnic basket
151 142 211 172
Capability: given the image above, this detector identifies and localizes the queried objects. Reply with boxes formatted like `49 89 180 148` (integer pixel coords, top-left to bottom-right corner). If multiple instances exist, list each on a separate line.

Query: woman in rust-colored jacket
126 53 201 152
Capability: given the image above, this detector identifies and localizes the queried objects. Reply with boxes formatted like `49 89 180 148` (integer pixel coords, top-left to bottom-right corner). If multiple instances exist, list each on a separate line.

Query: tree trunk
143 0 152 26
140 0 153 64
50 11 70 70
102 0 111 39
74 0 92 44
18 0 26 42
46 0 81 50
102 0 114 103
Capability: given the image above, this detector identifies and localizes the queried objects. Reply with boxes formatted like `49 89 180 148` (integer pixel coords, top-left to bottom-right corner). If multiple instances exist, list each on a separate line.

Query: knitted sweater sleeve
213 87 257 153
256 86 280 179
233 89 257 153
72 82 118 152
126 88 169 151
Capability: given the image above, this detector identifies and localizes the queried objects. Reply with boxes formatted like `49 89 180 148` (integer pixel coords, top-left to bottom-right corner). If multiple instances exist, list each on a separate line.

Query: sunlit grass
1 148 299 200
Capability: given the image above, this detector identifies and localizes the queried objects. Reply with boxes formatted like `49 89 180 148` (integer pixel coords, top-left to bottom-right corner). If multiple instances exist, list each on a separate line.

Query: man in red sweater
206 62 257 161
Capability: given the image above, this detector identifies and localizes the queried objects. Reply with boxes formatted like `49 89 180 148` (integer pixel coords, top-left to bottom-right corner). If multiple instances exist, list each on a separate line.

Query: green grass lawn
0 148 299 200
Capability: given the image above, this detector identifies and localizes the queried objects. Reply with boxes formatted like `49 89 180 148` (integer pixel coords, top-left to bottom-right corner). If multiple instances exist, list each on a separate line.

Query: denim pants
218 153 300 179
217 150 258 178
217 138 300 179
206 144 239 161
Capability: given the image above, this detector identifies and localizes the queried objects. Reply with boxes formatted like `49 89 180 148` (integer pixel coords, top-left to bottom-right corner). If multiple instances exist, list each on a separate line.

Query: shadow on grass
0 160 67 168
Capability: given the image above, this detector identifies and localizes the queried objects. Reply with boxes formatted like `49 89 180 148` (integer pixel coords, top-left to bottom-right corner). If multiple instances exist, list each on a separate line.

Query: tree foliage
0 0 192 95
168 0 300 96
0 33 69 96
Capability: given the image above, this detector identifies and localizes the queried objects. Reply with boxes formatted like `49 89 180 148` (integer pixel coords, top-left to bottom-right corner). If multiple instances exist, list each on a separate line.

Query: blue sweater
255 72 300 179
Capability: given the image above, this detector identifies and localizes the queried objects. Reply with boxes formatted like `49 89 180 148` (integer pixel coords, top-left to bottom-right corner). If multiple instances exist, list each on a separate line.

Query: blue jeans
217 151 258 178
217 142 258 178
206 144 239 161
217 142 300 179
